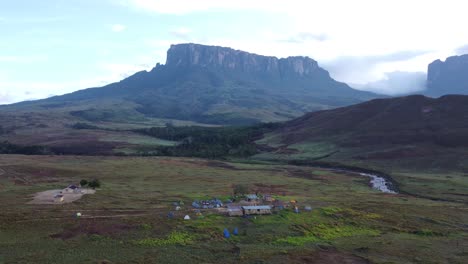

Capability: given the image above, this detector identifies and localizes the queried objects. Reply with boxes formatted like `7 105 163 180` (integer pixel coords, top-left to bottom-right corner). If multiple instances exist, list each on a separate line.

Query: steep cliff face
166 43 327 78
426 54 468 96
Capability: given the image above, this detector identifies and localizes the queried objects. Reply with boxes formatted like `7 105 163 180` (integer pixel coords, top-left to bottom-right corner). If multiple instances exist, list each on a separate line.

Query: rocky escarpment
427 54 468 97
166 43 328 79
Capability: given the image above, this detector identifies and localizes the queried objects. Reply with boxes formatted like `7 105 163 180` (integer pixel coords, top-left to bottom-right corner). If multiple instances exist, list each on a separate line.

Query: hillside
257 95 468 170
274 94 468 147
1 43 379 126
253 94 468 202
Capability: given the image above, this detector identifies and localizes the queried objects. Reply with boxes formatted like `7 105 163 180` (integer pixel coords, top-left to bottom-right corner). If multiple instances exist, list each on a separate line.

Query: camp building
242 205 272 215
227 205 243 216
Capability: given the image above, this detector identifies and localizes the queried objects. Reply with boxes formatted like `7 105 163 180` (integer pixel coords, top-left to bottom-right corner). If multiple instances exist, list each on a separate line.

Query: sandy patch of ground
28 188 96 204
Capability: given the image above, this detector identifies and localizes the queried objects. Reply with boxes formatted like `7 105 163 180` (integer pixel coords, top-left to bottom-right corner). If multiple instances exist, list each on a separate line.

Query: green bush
80 179 88 187
233 184 249 195
88 179 101 189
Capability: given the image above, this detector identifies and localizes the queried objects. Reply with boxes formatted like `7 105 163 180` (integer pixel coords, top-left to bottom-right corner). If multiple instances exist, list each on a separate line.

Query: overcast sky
1 0 468 104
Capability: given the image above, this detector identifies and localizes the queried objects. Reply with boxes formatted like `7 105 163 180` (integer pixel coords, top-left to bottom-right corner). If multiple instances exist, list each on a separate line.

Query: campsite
1 155 467 263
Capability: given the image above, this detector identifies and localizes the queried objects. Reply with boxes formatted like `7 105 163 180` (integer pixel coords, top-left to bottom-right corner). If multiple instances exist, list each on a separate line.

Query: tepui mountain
2 43 380 125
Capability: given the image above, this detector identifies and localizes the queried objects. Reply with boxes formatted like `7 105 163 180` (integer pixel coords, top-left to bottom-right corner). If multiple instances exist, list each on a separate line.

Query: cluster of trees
135 123 279 158
233 184 249 195
0 141 53 155
80 179 101 188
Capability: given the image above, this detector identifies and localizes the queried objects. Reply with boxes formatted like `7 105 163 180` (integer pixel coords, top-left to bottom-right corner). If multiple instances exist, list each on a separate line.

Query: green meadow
0 155 467 263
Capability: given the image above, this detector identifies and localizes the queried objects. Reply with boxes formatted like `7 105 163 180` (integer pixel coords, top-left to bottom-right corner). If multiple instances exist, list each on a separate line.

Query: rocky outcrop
166 43 327 78
426 54 468 96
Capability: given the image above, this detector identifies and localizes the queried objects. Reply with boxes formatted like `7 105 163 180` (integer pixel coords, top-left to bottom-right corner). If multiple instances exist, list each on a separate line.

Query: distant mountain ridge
2 43 380 125
426 54 468 97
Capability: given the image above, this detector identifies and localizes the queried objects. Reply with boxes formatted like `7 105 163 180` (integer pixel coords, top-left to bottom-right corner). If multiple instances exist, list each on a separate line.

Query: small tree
80 179 88 187
233 184 248 196
88 179 101 189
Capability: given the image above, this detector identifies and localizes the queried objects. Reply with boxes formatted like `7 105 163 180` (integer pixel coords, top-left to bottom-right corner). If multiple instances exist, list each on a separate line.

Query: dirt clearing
28 188 96 204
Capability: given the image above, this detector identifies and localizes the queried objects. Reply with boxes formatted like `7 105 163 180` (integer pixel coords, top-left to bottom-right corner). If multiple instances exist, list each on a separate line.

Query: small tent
223 228 230 238
184 215 191 220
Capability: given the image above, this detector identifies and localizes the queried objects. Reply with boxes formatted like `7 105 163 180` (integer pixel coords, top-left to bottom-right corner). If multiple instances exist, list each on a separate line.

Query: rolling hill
257 94 468 170
272 94 468 146
253 94 468 202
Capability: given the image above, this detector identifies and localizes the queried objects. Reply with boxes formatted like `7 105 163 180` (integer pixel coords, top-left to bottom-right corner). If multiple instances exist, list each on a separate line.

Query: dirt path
13 212 160 223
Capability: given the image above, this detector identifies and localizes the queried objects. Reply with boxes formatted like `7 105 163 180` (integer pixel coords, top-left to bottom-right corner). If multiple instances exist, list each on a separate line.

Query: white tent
184 215 191 220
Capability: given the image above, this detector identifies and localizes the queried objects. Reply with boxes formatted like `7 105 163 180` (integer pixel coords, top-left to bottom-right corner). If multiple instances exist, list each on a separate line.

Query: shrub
88 179 101 189
233 184 249 195
80 179 88 187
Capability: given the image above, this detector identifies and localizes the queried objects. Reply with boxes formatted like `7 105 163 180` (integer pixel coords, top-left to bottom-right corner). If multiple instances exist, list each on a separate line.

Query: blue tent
223 228 230 238
167 212 174 219
233 227 239 235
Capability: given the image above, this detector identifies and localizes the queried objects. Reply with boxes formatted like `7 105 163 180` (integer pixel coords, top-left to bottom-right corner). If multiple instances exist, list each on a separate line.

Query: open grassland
0 155 467 263
254 137 468 203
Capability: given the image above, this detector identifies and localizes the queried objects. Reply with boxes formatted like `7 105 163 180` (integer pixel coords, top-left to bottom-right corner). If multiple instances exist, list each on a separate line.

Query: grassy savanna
254 139 468 203
0 155 467 263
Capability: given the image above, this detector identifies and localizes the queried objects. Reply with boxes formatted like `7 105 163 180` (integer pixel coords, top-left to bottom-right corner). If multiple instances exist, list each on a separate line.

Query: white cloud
355 71 427 95
123 0 468 83
111 24 127 32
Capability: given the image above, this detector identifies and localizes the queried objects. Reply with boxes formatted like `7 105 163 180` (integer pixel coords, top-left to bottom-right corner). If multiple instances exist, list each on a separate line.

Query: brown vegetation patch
1 165 74 184
13 177 28 185
286 168 329 182
253 183 290 195
354 147 437 160
50 220 134 240
203 160 240 170
288 248 370 264
158 159 202 168
275 147 300 154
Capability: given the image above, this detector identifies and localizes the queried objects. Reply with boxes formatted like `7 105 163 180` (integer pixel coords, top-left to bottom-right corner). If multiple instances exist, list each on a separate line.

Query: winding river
321 167 398 194
358 172 397 194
